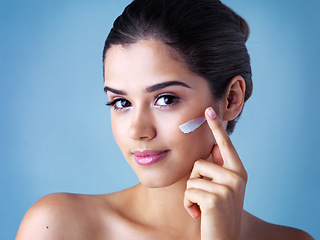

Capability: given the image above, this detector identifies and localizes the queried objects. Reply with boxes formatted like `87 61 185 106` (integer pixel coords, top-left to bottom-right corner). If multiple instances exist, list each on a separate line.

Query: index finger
205 107 246 177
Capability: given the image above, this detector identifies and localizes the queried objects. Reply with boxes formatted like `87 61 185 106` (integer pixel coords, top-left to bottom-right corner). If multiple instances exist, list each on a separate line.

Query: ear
221 75 246 121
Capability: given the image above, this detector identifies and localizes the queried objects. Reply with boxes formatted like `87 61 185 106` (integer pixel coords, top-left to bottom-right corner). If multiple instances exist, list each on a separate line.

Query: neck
133 174 201 235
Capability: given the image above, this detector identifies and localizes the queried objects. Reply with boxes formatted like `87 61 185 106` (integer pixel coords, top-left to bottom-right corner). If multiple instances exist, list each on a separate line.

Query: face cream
179 116 206 134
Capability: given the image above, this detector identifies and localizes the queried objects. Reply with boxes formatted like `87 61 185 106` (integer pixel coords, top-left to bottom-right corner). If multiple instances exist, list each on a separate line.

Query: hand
184 107 248 240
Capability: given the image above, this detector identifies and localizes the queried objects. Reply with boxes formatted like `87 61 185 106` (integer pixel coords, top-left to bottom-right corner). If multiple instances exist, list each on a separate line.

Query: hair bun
236 13 250 42
220 2 250 41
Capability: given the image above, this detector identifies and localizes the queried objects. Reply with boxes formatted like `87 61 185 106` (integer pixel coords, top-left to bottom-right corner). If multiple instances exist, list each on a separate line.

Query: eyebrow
104 86 126 95
146 81 191 92
104 80 191 95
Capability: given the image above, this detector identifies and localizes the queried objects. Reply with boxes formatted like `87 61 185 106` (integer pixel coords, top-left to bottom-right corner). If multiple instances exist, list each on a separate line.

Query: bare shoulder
15 192 110 240
242 210 314 240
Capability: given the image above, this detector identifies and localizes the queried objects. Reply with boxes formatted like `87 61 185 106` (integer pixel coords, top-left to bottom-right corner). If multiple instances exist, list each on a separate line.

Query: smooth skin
16 40 314 240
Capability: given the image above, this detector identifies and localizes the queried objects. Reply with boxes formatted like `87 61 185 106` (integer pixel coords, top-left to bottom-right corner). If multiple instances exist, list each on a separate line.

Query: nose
128 109 156 141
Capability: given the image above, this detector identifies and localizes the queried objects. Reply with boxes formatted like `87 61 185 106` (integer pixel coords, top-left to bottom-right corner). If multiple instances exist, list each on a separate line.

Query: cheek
160 118 215 161
181 124 215 159
110 114 128 150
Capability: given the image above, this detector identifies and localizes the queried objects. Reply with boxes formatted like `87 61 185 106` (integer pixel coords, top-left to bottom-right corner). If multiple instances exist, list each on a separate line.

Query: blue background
1 0 319 239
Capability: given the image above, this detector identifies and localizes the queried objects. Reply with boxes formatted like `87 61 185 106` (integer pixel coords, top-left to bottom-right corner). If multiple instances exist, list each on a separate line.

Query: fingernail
206 107 216 119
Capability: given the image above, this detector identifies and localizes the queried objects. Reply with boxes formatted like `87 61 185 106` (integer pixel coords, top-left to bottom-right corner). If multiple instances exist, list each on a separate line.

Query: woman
16 0 314 239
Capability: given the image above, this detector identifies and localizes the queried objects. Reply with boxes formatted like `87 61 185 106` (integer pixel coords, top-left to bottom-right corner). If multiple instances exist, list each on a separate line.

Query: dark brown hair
103 0 252 134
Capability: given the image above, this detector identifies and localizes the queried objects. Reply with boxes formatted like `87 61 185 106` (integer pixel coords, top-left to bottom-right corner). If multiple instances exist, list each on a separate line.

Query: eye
154 94 179 107
106 98 132 111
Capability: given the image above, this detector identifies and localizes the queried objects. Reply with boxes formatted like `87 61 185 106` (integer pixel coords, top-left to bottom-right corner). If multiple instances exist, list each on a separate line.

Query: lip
133 150 169 166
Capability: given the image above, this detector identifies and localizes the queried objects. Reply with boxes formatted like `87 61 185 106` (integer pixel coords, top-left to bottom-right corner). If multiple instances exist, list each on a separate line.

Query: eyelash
155 94 180 108
106 94 180 111
106 98 131 111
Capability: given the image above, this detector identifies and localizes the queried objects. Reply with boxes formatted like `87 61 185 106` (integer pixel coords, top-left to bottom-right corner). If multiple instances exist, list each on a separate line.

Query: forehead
103 40 212 98
104 40 190 80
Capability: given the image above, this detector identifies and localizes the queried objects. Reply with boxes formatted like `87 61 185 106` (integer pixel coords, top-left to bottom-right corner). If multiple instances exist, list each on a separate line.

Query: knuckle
241 169 249 183
193 159 205 169
227 172 244 192
193 160 200 169
186 179 195 189
184 188 192 198
186 180 191 189
204 194 219 210
203 187 231 211
228 172 240 186
195 159 205 165
219 185 231 199
242 169 248 183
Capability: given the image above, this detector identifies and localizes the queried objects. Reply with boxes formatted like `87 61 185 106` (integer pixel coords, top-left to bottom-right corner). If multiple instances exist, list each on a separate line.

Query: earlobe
223 76 246 121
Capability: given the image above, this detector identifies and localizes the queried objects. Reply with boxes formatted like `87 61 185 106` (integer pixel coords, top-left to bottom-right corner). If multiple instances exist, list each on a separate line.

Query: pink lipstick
133 150 169 166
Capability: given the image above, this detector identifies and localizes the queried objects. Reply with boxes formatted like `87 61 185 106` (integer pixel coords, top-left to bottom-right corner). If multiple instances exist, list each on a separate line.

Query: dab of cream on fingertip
179 116 207 134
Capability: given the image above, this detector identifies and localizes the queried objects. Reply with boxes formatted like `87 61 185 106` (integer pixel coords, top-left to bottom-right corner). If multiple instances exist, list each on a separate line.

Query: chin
137 171 190 189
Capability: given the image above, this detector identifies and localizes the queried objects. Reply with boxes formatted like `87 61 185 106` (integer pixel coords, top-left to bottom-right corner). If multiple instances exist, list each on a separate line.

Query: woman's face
104 40 218 188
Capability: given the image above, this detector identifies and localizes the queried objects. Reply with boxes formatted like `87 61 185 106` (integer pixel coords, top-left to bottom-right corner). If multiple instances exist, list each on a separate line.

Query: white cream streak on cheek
179 116 207 134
